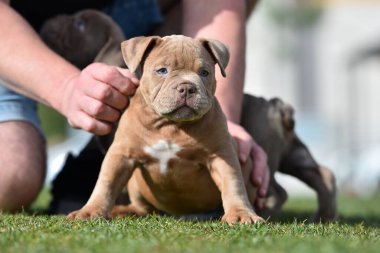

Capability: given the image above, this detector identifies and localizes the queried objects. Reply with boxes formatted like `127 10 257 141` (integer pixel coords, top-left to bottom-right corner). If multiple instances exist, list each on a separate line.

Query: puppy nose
176 83 196 97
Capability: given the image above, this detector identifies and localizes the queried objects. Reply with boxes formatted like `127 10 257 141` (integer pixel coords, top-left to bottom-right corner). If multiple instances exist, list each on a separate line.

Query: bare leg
0 121 46 212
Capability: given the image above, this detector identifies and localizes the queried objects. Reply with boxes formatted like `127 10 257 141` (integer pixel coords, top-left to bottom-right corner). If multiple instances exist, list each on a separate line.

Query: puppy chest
135 139 220 214
141 139 209 175
143 139 181 174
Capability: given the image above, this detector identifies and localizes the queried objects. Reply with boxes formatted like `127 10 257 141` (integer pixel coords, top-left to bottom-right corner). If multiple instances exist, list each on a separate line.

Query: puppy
42 10 337 222
241 96 337 222
40 9 125 68
67 35 263 224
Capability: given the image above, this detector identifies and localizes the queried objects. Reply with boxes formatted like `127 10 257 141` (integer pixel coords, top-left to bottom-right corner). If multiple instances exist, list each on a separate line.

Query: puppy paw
313 208 337 223
222 209 265 225
111 204 150 218
313 166 337 223
67 206 110 220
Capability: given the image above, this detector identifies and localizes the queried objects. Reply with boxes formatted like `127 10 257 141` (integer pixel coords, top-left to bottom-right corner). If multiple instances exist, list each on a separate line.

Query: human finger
250 142 270 209
234 136 253 163
78 95 122 123
83 79 129 110
67 110 114 135
227 121 253 162
88 63 139 96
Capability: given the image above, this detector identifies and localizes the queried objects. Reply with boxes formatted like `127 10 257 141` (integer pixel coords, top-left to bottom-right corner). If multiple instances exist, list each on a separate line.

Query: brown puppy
42 9 337 222
67 35 263 224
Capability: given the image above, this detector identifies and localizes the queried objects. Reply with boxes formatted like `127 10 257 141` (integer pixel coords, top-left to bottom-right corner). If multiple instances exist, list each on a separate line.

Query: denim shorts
0 84 42 132
0 0 162 133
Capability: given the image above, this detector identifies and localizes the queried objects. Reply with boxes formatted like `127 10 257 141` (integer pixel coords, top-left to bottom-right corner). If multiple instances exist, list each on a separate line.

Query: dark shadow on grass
269 210 314 223
27 207 380 229
269 210 380 228
338 214 380 228
27 208 49 216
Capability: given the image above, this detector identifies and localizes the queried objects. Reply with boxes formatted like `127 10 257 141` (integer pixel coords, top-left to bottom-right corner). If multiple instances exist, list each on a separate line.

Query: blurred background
39 0 380 198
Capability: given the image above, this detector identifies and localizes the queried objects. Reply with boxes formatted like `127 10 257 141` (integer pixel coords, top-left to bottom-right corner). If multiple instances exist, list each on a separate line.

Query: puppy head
121 35 229 122
40 9 125 68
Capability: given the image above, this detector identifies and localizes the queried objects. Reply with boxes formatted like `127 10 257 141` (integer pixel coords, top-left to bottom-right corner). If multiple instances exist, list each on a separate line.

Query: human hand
60 63 139 135
227 120 270 210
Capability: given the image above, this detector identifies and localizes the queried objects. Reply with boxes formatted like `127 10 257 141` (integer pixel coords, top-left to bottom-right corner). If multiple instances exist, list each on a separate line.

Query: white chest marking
143 140 181 174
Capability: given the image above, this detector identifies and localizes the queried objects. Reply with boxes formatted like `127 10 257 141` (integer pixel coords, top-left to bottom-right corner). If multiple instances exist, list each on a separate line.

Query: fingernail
131 78 140 85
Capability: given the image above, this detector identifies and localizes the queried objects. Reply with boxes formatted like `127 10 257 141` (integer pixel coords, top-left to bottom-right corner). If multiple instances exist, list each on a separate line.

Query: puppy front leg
67 151 135 220
209 155 264 225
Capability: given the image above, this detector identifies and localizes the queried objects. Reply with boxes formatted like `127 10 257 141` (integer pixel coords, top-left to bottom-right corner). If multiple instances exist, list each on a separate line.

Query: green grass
1 193 379 253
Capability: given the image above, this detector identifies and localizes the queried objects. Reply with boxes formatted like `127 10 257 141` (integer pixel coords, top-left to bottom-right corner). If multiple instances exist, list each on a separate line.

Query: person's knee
0 172 45 212
0 121 46 212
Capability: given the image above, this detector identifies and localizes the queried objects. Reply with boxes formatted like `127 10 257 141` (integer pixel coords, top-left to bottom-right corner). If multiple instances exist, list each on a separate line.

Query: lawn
0 192 379 253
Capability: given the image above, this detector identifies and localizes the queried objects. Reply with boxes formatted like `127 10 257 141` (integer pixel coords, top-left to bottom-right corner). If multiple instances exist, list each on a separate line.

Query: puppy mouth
161 103 201 122
163 104 195 114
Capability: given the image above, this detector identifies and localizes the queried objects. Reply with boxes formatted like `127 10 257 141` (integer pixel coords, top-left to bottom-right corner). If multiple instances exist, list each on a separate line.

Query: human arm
0 1 138 135
182 0 269 205
183 0 245 123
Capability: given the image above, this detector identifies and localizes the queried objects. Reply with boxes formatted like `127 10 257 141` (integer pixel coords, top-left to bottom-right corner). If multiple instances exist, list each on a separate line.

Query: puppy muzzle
152 80 212 122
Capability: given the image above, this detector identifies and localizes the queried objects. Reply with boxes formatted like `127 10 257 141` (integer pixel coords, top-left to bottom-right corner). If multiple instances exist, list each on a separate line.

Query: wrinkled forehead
145 36 214 69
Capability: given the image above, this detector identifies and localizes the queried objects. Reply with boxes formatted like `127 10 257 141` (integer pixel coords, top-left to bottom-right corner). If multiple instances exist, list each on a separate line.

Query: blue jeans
0 0 162 133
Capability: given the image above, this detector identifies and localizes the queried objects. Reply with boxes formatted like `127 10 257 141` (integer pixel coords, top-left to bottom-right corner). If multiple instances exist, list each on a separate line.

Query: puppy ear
94 38 125 67
121 36 161 74
200 39 230 77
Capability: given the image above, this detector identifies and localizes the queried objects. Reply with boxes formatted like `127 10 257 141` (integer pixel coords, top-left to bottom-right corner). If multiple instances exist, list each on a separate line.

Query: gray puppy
40 9 125 68
41 9 337 222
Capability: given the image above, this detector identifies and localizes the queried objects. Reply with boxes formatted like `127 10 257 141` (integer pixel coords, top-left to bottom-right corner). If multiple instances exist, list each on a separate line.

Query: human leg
0 85 46 212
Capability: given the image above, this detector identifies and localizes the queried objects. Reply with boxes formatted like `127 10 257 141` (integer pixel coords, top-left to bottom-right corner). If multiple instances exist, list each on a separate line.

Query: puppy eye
156 68 168 76
199 69 209 77
73 18 86 32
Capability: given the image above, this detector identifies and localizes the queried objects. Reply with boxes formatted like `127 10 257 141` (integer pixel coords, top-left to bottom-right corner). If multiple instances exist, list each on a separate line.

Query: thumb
235 137 252 163
117 67 140 85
